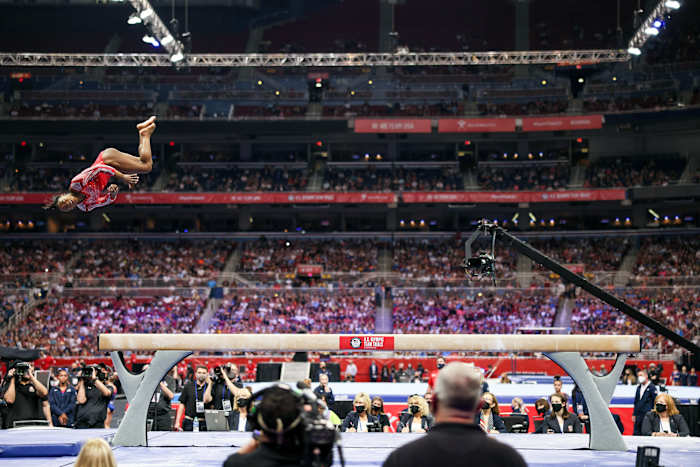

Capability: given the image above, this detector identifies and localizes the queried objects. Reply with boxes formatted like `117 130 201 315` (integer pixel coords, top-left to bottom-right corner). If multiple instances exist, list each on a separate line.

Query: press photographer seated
2 362 50 428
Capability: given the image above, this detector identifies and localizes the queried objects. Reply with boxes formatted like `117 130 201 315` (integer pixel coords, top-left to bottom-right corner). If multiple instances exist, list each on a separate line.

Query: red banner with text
401 189 625 203
297 264 323 276
354 118 432 133
520 115 604 132
438 117 516 133
339 336 395 351
0 190 625 205
0 192 398 205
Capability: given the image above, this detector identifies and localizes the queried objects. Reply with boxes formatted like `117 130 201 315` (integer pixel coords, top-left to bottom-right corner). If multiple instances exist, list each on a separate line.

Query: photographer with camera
204 364 245 429
3 361 51 428
75 365 114 429
146 365 176 431
223 384 340 467
48 368 77 428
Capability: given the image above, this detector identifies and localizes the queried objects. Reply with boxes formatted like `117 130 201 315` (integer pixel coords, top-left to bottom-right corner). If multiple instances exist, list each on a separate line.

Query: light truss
0 50 630 67
127 0 185 62
628 1 681 53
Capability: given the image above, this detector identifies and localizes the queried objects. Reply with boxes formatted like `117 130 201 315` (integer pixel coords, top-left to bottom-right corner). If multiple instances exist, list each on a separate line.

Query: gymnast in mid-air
44 116 157 212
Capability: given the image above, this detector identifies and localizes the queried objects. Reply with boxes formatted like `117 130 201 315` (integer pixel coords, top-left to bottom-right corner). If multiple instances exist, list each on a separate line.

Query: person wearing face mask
633 369 657 435
230 387 254 432
641 393 689 437
621 368 637 385
204 363 245 428
542 394 582 434
533 398 551 433
398 395 432 433
176 365 213 431
341 392 379 432
370 396 391 432
478 392 506 434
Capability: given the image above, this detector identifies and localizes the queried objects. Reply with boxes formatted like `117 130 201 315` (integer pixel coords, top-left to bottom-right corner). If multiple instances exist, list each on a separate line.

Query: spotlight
142 35 159 47
170 52 184 62
368 80 373 85
127 13 142 24
541 80 547 86
139 8 154 20
160 35 174 46
257 80 263 86
350 90 356 96
653 20 663 28
665 1 680 10
577 77 585 83
275 90 280 96
612 76 617 81
644 27 659 36
628 47 642 56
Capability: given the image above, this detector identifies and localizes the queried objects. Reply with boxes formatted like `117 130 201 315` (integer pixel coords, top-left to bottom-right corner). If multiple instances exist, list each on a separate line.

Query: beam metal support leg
544 352 628 451
110 350 192 447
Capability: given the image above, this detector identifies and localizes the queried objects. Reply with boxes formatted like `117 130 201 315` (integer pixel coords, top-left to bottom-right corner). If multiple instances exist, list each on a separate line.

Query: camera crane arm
464 222 700 357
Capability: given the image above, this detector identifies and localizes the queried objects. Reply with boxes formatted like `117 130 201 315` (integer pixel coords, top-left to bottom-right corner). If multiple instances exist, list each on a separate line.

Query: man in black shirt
176 365 212 431
3 362 50 428
204 363 244 429
383 362 526 467
75 365 114 429
148 375 175 431
223 386 305 467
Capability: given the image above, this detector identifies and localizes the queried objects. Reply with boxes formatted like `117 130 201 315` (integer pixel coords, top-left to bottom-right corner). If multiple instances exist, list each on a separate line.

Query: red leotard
69 152 118 212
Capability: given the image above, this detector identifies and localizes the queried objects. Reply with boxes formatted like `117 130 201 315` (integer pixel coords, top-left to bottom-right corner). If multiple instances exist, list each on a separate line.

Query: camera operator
176 365 212 431
223 386 313 467
49 369 77 428
3 362 51 428
204 364 244 427
75 365 114 429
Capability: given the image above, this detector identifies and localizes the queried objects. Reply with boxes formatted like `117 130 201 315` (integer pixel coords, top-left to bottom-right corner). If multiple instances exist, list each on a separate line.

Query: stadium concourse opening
1 0 700 465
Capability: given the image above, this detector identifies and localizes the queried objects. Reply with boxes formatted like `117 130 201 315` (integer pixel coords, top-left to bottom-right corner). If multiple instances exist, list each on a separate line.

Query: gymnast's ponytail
43 193 63 210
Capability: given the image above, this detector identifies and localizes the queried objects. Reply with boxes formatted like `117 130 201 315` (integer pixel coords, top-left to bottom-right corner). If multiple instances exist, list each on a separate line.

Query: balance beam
99 333 640 353
101 333 639 452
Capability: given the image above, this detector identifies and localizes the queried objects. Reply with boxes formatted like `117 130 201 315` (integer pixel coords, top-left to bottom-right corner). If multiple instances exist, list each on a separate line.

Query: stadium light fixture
127 13 141 25
628 0 684 56
129 0 185 64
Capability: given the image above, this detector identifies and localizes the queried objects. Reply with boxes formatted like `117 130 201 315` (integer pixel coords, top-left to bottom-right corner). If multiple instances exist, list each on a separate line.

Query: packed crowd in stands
570 287 699 353
391 238 518 286
322 167 463 192
0 241 74 275
2 295 205 355
392 289 558 334
69 240 234 286
527 237 629 272
322 102 460 117
582 94 677 113
584 157 685 188
162 166 308 192
634 236 700 279
5 167 75 192
477 165 569 191
239 239 379 274
208 289 376 334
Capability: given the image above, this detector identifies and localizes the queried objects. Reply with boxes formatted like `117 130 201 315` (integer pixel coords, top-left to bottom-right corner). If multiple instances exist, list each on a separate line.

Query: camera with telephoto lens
213 365 225 383
463 253 495 277
14 362 31 379
81 365 106 383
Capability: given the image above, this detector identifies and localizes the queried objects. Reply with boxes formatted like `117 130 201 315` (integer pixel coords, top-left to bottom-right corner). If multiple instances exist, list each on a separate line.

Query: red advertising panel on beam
438 118 516 133
521 115 604 132
354 118 432 133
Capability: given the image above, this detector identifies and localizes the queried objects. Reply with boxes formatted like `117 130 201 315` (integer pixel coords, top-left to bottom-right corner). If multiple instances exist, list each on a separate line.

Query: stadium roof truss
0 50 630 67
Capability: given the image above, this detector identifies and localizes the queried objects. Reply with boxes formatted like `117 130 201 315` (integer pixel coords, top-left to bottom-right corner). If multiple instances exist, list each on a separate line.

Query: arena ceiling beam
0 50 630 67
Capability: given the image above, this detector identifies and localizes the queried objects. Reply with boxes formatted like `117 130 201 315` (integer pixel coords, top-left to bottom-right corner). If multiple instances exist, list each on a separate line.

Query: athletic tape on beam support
98 333 641 353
